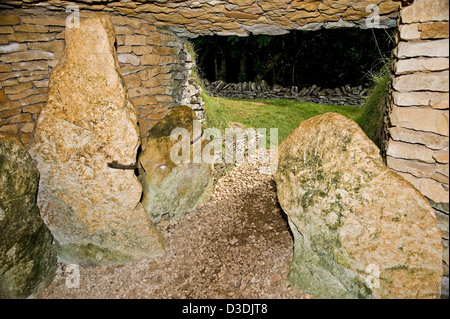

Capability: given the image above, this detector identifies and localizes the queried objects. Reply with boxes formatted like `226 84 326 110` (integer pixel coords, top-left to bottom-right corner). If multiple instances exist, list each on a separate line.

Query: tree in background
193 28 394 89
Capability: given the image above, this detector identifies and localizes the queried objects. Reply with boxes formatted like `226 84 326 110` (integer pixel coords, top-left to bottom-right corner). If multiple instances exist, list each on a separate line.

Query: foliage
192 28 395 89
356 64 390 150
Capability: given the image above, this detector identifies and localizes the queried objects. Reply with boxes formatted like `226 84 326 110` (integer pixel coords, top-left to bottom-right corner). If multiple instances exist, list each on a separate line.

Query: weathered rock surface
0 133 56 298
139 105 214 224
274 113 443 299
29 16 165 266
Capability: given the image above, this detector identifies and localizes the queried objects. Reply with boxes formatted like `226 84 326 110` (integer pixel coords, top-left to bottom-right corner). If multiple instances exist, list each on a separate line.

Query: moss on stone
0 136 56 298
55 241 134 267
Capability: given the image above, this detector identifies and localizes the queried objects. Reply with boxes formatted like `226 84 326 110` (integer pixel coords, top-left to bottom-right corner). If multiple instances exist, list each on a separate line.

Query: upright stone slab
274 113 443 299
29 16 165 266
139 105 214 224
0 134 56 298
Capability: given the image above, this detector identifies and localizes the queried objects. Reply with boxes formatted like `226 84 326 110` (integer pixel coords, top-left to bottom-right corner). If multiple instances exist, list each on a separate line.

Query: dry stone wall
206 80 369 107
0 0 401 38
0 10 201 149
0 0 449 298
385 0 449 298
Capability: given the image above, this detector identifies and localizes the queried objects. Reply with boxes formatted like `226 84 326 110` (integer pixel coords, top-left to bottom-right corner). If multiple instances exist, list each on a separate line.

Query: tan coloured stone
117 45 132 53
19 122 35 134
132 95 158 107
401 0 449 23
127 87 152 99
258 0 289 11
4 82 33 95
0 16 19 26
131 46 153 55
154 13 194 25
123 73 142 89
7 113 32 124
286 10 320 22
225 10 259 20
0 89 6 103
393 71 449 92
8 88 39 101
387 156 438 178
14 24 49 33
390 107 449 136
378 1 401 15
389 126 449 150
274 113 443 299
419 22 450 39
33 79 49 88
0 51 54 63
434 147 450 164
0 63 12 73
397 39 449 58
397 172 449 204
141 54 161 65
387 140 436 163
0 123 18 134
27 41 65 53
0 108 20 119
6 33 57 43
20 16 66 26
29 16 165 266
393 91 449 109
0 26 13 34
11 61 48 71
431 171 449 184
152 46 176 56
395 58 449 74
228 0 255 6
0 43 27 54
117 53 140 66
114 25 134 35
22 103 43 114
124 35 147 46
0 101 19 112
399 23 421 40
20 93 47 106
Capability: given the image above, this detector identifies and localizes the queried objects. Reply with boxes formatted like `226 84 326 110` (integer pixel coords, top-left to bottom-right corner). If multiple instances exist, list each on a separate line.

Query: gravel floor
36 159 310 299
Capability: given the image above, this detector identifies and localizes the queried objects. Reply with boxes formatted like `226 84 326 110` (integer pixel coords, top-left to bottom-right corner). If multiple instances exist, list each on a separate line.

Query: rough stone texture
0 11 203 149
274 113 443 299
0 133 56 298
205 80 368 107
35 158 308 300
29 16 165 266
139 105 214 224
0 0 400 38
387 3 449 279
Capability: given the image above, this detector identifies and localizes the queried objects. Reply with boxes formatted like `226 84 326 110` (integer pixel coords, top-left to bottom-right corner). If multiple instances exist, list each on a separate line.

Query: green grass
355 68 390 151
202 96 363 145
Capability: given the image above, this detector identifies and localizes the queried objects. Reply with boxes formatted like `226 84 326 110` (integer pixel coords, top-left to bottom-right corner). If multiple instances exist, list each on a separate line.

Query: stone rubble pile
205 79 369 107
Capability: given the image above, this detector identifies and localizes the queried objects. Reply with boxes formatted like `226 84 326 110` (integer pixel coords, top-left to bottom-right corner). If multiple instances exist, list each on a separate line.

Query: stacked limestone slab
0 0 401 37
385 0 449 297
0 10 202 149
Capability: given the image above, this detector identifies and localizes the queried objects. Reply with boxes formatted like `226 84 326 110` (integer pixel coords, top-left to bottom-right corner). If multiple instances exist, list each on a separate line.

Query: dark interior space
193 28 395 89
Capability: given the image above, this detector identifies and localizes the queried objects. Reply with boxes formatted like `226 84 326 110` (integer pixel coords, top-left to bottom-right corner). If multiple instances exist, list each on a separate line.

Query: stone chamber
0 0 448 298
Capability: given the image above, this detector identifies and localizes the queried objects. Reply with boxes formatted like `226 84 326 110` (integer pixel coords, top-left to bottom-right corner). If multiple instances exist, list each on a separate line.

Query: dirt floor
36 159 310 299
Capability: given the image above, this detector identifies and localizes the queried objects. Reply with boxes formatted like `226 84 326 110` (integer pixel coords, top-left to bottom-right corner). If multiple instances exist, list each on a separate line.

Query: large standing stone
139 105 214 224
274 113 443 299
0 134 56 298
29 16 165 266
